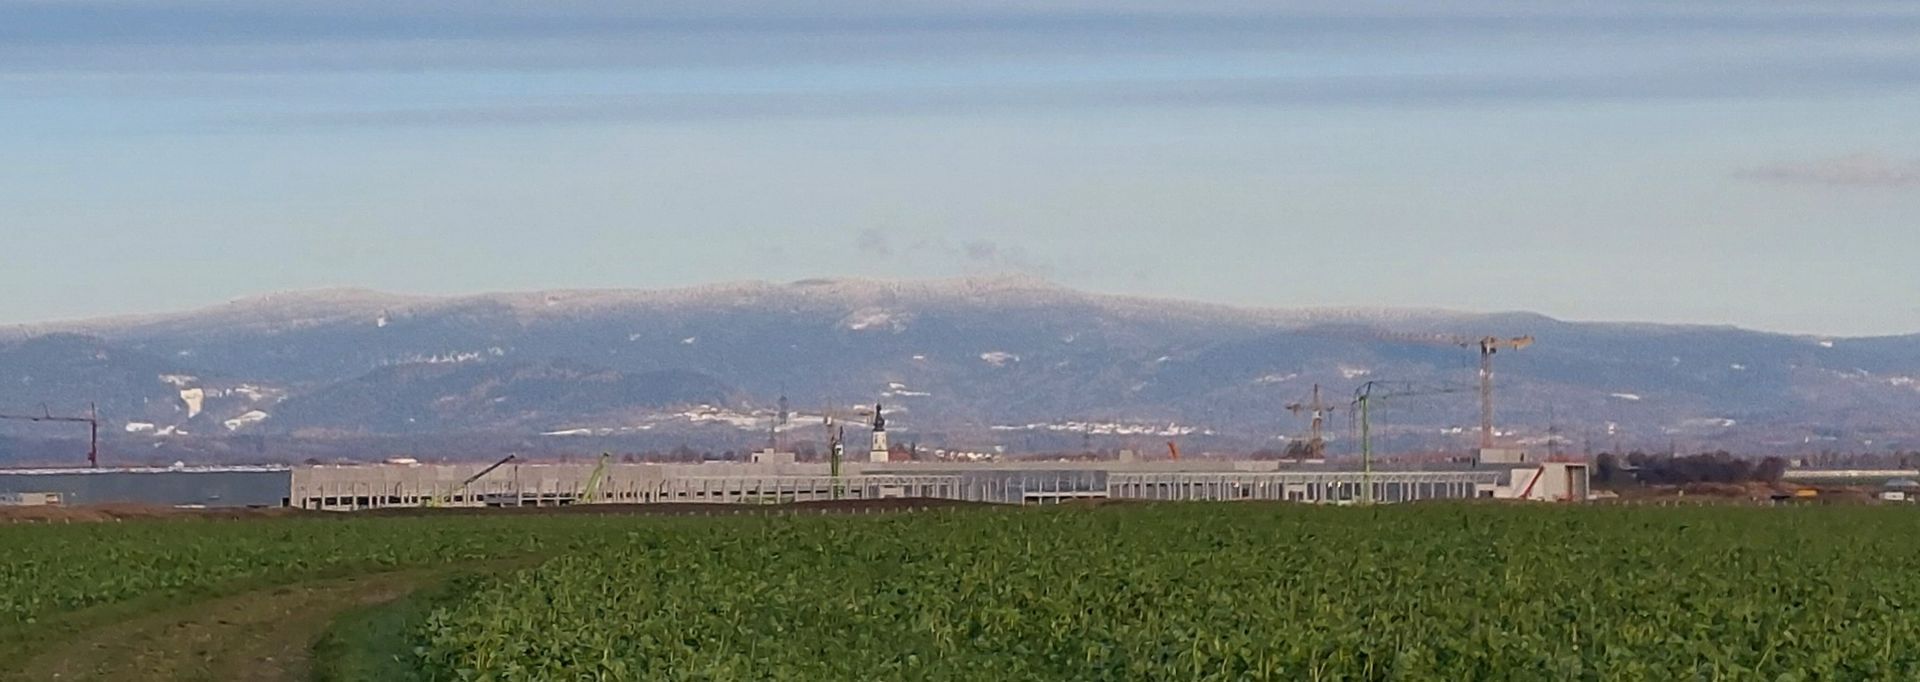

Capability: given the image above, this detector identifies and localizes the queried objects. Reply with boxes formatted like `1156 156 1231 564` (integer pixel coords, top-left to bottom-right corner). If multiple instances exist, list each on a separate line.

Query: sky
4 1 1919 336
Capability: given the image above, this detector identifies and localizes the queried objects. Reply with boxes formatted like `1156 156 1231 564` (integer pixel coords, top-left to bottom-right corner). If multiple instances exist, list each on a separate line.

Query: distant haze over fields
3 276 1917 464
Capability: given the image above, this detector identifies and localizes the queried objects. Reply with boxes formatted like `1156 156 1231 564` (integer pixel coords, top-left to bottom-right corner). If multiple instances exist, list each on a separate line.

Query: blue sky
5 1 1918 335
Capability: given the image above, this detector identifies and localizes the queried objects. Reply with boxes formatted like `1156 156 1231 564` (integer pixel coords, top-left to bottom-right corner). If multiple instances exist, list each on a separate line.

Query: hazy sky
6 1 1919 335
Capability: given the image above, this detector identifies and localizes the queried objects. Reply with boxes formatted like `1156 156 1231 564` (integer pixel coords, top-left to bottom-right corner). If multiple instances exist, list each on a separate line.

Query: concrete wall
1497 463 1590 501
0 492 62 506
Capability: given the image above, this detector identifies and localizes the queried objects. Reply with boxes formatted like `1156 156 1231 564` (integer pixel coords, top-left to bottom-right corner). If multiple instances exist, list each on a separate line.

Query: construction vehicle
426 454 516 508
577 452 612 504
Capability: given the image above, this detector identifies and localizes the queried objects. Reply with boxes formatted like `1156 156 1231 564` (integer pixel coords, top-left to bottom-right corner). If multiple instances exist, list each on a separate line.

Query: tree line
1594 451 1789 487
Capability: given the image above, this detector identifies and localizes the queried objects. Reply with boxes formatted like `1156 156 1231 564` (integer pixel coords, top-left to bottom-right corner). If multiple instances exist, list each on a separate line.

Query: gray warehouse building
0 459 1588 510
0 466 292 508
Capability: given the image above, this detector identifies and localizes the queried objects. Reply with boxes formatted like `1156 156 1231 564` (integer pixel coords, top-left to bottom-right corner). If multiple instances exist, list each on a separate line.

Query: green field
0 515 625 635
6 505 1920 680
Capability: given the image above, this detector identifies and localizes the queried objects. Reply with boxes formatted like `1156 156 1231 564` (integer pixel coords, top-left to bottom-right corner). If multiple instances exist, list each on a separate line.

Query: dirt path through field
3 570 435 682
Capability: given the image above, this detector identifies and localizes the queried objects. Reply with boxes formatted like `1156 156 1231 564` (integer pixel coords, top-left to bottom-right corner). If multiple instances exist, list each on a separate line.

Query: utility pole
1351 381 1471 505
1356 389 1374 504
824 417 846 498
1547 404 1562 462
768 394 790 453
0 403 99 468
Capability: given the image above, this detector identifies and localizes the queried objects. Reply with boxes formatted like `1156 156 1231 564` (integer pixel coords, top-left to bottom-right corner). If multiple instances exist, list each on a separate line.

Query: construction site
282 457 1589 510
1 331 1595 510
0 457 1589 511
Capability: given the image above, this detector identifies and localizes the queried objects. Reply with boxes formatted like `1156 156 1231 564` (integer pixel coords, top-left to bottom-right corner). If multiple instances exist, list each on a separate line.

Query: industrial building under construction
0 329 1591 510
0 457 1590 510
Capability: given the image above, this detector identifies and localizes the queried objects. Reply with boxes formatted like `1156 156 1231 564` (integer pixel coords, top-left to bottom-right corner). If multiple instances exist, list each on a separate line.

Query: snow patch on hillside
980 351 1019 367
229 384 282 402
384 347 506 366
677 405 762 429
991 420 1209 437
1609 393 1643 401
543 406 833 436
884 381 932 398
841 308 910 332
1674 417 1737 430
180 388 205 418
223 410 270 431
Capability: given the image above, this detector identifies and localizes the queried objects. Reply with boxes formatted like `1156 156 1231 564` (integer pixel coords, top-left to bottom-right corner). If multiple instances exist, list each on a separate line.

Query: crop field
0 516 630 636
7 504 1920 680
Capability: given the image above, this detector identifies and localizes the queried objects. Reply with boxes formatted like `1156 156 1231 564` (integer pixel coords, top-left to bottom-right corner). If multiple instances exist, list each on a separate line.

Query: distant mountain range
4 276 1917 464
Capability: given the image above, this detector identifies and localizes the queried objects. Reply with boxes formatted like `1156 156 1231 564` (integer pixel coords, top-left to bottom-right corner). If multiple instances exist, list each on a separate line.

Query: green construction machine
576 452 612 504
425 454 516 508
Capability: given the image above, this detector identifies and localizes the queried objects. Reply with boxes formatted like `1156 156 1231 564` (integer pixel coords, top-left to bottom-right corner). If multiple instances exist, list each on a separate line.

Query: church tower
869 403 890 462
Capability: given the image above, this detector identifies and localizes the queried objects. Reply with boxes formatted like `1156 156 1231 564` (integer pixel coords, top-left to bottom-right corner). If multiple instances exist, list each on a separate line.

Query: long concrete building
3 459 1589 510
291 458 1588 509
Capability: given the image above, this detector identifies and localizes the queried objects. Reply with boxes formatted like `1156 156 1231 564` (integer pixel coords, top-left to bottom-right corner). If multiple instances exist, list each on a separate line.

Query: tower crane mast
1466 335 1533 450
1379 333 1534 450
